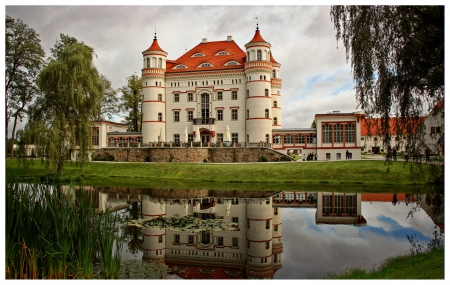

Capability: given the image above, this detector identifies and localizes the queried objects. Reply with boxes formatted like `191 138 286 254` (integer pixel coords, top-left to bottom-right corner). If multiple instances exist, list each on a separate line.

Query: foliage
119 74 143 132
5 15 45 157
330 5 444 189
99 74 120 120
22 34 103 174
5 179 123 279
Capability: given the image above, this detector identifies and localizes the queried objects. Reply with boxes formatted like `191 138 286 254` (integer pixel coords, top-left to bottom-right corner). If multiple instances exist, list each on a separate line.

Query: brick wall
92 147 293 163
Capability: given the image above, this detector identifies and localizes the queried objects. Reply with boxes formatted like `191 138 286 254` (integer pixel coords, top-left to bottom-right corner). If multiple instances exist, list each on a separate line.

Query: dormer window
225 61 239 66
174 64 187 69
198 62 213 68
192 53 205 57
215 51 230 55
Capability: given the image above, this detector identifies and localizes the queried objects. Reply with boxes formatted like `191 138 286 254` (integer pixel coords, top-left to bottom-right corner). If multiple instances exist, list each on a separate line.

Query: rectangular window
217 91 223 100
92 128 99 146
188 93 193 101
295 135 305 144
274 208 278 215
232 237 238 247
217 236 224 246
217 109 223 120
335 195 344 215
187 110 193 122
274 225 278 231
217 133 223 142
158 236 163 243
346 194 356 215
231 109 238 120
188 235 194 245
336 153 341 160
188 134 194 142
266 242 270 249
334 124 343 143
346 124 355 143
323 195 332 215
232 217 239 224
174 111 180 122
232 133 238 143
322 124 332 143
232 91 238 100
174 93 179 102
201 232 210 244
326 153 331 160
174 134 180 143
266 220 270 229
174 234 180 244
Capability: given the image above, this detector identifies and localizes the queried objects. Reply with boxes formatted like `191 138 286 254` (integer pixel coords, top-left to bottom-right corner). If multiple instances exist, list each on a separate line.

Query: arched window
158 113 162 121
274 117 278 125
257 50 262 60
246 109 249 119
274 101 277 107
265 109 269 118
266 134 270 143
272 69 276 78
146 58 150 68
158 58 162 68
247 90 249 97
247 52 250 61
265 89 269 96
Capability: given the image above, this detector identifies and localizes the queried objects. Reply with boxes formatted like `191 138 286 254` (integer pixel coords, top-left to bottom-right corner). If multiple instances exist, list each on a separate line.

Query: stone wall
92 147 294 163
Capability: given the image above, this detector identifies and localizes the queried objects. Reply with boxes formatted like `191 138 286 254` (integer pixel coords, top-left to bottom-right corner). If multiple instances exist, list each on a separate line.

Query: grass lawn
5 158 432 191
327 247 444 279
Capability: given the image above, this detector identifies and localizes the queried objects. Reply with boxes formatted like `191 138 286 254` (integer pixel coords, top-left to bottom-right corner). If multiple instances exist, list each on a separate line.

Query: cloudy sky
6 2 368 134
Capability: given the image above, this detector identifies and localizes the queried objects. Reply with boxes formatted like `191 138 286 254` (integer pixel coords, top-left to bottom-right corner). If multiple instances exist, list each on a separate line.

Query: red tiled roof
146 38 166 53
361 117 426 136
270 52 278 64
166 40 246 73
248 29 268 43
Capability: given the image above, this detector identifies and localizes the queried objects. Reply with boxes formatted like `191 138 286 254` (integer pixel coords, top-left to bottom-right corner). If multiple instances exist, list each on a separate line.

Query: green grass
327 247 444 279
6 158 431 189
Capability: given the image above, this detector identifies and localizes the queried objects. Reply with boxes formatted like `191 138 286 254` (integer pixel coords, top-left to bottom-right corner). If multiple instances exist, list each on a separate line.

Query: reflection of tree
121 202 143 255
407 192 444 229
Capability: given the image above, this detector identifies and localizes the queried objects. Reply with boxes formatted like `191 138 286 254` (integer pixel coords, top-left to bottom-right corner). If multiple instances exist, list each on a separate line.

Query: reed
5 176 123 279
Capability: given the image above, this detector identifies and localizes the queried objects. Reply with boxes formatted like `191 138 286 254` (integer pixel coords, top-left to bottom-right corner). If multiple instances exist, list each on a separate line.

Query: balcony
193 118 215 125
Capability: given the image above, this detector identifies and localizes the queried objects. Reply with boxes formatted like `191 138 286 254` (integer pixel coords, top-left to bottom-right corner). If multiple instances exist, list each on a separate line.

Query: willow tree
24 34 103 174
119 74 143 132
330 6 444 186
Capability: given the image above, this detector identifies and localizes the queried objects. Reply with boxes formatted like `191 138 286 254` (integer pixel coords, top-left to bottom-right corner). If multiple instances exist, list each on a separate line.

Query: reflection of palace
141 191 282 279
92 188 368 279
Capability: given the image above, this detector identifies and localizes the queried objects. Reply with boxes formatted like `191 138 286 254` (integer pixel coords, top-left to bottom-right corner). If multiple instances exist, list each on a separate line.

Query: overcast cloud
5 2 365 136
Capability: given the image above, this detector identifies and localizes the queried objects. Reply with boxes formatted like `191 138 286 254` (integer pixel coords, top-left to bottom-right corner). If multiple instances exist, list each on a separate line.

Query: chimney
202 38 207 44
227 36 232 42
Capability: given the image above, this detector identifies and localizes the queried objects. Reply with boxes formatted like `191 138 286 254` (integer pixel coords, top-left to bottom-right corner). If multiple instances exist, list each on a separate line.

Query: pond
87 187 443 279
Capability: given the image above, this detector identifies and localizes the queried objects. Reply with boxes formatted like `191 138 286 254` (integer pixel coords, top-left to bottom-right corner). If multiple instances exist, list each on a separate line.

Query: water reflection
78 187 443 279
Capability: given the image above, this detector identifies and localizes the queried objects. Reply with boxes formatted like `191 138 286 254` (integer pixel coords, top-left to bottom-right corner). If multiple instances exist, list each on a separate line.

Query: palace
87 26 442 162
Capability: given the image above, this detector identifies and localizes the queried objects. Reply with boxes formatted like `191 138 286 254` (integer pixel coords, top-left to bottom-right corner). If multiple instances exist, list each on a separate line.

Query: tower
141 195 167 262
269 52 282 130
244 25 274 143
245 198 275 278
142 33 168 143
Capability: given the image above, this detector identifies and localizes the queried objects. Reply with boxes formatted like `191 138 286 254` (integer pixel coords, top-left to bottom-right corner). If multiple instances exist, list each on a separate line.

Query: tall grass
5 176 123 279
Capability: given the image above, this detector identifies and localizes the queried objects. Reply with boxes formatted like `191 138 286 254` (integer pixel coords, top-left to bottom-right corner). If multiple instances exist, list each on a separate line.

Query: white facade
141 27 282 145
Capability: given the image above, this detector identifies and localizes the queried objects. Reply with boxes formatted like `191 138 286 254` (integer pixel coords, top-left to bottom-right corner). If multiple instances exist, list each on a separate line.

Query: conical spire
146 32 166 53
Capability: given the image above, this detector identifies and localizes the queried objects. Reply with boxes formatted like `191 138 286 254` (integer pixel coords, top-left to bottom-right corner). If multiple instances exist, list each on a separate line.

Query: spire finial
255 15 259 30
154 26 157 39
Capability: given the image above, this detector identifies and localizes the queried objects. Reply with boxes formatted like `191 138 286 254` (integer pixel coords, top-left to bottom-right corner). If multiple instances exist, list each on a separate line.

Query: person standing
345 150 349 160
392 147 397 161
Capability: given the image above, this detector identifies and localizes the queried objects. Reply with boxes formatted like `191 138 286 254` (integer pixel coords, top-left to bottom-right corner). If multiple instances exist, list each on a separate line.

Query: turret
269 52 282 129
244 25 273 144
142 34 168 143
